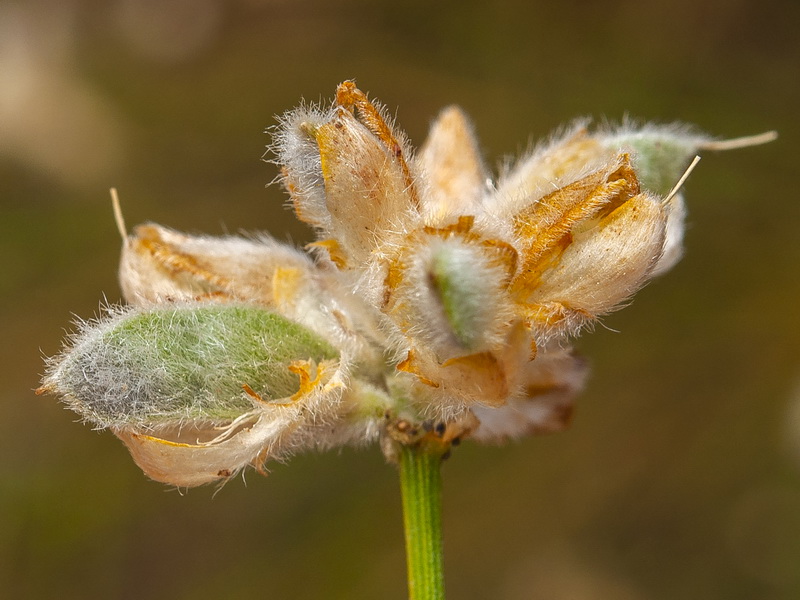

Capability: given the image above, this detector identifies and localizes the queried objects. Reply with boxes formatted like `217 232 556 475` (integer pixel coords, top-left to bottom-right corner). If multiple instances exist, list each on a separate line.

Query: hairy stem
399 443 445 600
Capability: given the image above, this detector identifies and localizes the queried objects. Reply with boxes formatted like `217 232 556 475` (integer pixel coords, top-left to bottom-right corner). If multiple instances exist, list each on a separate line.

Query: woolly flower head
39 81 774 487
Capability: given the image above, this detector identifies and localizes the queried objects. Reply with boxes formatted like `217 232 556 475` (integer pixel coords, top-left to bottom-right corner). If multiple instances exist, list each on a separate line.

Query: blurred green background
2 0 798 598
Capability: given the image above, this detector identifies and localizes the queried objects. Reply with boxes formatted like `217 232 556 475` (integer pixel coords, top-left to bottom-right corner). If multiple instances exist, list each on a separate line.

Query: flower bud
41 304 340 429
314 105 419 265
401 236 512 357
277 81 422 268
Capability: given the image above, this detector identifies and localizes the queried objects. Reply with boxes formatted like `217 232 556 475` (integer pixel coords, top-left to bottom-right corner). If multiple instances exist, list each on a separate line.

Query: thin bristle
110 188 127 240
700 131 778 151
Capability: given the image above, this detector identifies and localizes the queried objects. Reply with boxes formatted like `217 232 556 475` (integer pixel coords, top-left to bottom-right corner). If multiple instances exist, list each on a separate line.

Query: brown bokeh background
2 1 799 598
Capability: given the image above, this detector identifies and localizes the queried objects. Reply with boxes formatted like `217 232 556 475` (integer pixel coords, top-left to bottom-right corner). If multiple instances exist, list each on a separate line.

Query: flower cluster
40 81 767 487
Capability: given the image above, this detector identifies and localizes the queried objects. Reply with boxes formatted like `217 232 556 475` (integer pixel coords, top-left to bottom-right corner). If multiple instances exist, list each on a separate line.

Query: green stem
399 444 445 600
